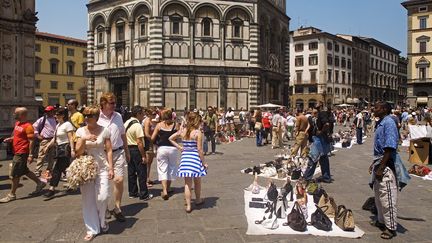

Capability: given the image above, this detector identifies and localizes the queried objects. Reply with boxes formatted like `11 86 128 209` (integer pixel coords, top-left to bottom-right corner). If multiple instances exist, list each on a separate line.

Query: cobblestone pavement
0 131 431 243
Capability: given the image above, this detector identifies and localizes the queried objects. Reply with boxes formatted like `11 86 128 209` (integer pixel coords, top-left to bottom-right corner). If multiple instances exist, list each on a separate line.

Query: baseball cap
44 106 55 112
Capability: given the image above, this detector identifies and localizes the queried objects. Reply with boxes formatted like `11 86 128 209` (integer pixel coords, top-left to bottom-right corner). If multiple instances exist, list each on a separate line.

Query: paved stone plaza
0 133 431 243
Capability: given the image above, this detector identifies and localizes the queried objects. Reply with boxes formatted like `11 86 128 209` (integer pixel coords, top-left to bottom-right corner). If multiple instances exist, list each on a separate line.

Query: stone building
338 35 370 106
35 32 87 107
86 0 290 110
402 0 432 107
361 37 400 104
0 0 38 135
289 27 353 109
398 57 408 107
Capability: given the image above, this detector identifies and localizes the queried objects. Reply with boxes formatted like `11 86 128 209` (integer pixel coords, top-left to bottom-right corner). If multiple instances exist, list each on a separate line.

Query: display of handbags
283 201 308 232
335 205 355 231
310 206 333 231
318 191 337 218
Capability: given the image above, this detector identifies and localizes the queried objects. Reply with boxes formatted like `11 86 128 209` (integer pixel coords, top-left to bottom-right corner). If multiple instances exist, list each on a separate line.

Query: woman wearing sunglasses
42 108 75 198
75 105 114 241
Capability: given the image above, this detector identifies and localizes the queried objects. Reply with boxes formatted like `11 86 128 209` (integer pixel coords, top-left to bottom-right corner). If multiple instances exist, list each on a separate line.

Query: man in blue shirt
370 101 398 240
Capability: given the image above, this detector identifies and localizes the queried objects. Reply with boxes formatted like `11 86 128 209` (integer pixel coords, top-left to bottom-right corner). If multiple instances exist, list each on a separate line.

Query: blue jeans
304 135 331 181
203 130 216 153
256 129 263 146
356 128 363 144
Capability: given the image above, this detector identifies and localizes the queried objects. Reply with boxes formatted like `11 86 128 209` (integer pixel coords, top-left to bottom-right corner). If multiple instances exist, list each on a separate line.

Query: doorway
111 79 129 109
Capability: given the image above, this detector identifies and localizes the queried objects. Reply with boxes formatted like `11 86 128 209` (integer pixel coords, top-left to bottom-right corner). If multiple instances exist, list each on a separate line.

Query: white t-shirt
98 111 126 149
286 115 296 126
55 121 74 145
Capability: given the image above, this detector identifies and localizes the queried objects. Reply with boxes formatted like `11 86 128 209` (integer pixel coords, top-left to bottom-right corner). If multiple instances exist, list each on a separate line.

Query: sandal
84 233 95 241
161 193 169 200
381 228 396 240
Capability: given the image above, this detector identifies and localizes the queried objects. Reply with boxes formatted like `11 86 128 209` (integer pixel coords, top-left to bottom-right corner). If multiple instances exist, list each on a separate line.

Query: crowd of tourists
1 93 431 241
0 93 210 241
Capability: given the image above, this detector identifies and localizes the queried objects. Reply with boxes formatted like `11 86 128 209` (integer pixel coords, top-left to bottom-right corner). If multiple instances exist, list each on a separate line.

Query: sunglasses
84 114 98 119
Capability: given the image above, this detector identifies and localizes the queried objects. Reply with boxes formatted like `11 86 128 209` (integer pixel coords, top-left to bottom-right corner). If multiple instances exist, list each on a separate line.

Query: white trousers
156 146 178 181
373 167 398 231
81 173 111 235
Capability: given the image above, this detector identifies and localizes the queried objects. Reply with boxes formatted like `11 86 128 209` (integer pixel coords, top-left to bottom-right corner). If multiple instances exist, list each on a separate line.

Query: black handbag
266 182 278 202
291 168 302 180
311 206 333 231
283 201 307 232
313 187 325 205
281 181 294 202
55 143 71 158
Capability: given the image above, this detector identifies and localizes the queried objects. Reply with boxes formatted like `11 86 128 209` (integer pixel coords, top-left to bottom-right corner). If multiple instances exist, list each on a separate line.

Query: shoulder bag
283 201 307 232
266 181 278 202
312 187 325 205
255 121 263 131
318 191 337 218
335 205 355 231
255 202 279 230
310 205 333 231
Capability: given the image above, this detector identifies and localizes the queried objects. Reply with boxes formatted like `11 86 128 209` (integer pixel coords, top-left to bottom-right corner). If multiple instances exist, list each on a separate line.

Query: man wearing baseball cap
32 105 57 177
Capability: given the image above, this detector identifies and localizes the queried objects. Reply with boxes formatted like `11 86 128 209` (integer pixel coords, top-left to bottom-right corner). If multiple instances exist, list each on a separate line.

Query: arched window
49 59 59 74
232 18 243 38
66 61 75 75
348 89 351 95
138 16 148 37
96 25 104 45
116 19 125 41
82 62 87 76
202 18 212 37
335 88 340 95
170 14 182 35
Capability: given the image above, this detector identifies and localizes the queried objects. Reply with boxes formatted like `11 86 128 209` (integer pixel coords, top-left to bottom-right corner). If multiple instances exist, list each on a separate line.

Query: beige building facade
0 0 38 134
403 0 432 107
86 0 290 110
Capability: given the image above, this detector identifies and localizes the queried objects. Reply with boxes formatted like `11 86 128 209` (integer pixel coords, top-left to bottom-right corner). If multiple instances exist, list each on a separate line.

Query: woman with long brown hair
151 109 179 200
143 108 158 188
169 112 207 213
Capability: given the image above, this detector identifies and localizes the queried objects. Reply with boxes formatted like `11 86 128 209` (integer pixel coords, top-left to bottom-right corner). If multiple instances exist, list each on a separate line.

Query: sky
36 0 408 55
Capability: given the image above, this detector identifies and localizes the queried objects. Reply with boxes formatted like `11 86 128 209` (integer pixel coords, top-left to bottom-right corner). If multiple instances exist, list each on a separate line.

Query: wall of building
35 35 87 106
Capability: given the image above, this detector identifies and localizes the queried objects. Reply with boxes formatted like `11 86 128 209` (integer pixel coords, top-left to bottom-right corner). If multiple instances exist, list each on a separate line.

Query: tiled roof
36 31 87 45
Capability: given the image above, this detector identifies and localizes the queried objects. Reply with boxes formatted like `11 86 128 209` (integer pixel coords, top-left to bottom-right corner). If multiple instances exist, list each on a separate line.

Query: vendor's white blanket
409 173 432 181
244 189 365 238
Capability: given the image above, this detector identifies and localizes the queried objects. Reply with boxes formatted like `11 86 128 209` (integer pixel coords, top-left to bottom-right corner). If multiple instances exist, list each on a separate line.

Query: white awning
417 97 429 104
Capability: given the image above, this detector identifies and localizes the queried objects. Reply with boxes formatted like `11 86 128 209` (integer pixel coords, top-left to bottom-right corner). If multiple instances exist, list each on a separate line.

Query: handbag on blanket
266 181 279 202
281 179 294 202
306 180 319 194
318 191 337 218
312 187 325 204
311 206 333 231
275 195 288 219
291 168 302 180
335 205 355 231
283 201 307 232
255 202 279 230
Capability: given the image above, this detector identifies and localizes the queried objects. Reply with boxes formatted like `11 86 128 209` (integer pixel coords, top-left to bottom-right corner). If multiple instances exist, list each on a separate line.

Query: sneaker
112 210 126 222
139 193 154 201
129 193 139 199
34 171 41 177
211 152 216 155
44 190 55 198
29 181 46 195
0 193 16 203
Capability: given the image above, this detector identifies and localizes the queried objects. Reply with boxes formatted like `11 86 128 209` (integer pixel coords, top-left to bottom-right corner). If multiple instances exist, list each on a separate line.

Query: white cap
412 112 416 116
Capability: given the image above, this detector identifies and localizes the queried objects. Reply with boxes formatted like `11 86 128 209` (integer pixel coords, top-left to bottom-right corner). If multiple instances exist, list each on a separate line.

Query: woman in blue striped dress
169 112 207 213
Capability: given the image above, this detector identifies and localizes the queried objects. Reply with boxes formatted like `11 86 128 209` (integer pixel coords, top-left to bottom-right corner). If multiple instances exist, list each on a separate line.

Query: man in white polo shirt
98 92 130 222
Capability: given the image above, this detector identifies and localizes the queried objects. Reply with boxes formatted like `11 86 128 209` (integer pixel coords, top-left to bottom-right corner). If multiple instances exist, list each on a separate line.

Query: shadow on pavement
195 196 219 209
107 202 148 235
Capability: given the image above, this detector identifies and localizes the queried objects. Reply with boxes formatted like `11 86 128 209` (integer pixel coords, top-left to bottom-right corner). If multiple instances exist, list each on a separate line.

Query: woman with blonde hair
169 112 207 213
75 105 114 241
151 109 179 200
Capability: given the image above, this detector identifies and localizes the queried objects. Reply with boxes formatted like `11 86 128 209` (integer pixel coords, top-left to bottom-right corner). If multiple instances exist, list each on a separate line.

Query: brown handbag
335 205 355 231
317 191 337 218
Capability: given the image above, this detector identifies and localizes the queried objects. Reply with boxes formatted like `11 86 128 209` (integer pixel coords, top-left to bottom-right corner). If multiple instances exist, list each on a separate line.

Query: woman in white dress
75 106 114 241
